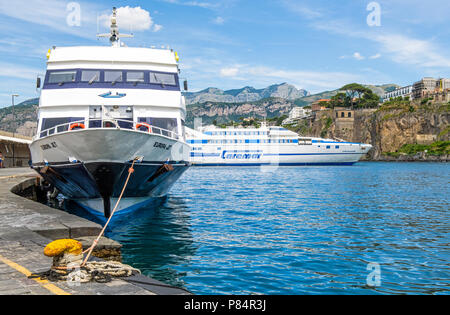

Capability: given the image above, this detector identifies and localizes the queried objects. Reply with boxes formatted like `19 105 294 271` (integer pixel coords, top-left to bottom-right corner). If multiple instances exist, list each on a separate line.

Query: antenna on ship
97 7 134 47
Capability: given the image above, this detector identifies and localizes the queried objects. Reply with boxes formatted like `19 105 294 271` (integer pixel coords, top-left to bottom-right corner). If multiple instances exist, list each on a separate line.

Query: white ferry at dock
29 8 191 218
186 123 372 166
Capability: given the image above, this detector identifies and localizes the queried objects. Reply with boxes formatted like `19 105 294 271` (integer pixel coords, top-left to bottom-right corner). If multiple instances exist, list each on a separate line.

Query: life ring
69 123 85 131
136 123 152 133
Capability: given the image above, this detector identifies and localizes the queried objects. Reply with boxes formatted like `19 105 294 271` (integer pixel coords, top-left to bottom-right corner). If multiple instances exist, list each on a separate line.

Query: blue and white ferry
29 8 191 217
186 123 372 166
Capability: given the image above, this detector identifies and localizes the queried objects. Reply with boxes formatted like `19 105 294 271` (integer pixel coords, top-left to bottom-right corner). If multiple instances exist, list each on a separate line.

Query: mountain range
184 83 309 104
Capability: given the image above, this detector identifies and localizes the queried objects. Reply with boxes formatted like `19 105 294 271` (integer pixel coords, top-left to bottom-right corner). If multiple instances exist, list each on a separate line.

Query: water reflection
60 196 196 289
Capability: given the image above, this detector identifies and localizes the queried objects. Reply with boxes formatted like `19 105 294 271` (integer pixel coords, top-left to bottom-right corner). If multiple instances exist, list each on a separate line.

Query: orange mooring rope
81 158 139 267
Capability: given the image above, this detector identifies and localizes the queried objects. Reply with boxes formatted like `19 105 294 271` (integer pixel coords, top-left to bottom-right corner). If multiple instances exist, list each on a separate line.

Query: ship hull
30 129 190 216
190 145 370 166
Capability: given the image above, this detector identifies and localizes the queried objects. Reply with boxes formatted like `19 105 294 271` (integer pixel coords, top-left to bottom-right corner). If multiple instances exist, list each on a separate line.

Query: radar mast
97 7 134 47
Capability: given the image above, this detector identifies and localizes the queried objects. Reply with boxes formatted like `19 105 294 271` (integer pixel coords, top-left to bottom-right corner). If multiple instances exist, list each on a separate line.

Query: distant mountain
184 83 309 104
0 98 39 135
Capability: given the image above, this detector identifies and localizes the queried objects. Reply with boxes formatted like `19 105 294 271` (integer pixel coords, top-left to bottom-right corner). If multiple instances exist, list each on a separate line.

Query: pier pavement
0 168 189 295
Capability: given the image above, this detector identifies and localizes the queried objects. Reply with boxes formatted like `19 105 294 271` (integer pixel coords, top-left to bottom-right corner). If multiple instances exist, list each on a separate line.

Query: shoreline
363 154 449 163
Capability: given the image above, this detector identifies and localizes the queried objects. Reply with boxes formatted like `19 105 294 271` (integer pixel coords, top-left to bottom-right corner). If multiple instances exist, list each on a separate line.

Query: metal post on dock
11 94 19 167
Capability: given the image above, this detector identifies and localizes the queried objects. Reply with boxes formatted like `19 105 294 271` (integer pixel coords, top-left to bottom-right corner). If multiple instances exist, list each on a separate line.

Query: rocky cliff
305 103 450 161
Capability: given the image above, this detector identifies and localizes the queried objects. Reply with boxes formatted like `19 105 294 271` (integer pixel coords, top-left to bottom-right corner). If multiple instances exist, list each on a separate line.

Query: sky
1 0 450 107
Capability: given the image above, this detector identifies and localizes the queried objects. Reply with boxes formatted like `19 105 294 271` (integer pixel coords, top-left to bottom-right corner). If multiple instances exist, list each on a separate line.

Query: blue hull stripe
75 197 156 218
191 152 362 157
193 162 356 166
264 153 361 156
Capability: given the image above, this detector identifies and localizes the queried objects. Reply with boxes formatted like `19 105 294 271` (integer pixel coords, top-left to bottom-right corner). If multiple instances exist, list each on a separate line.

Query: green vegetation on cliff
384 141 450 157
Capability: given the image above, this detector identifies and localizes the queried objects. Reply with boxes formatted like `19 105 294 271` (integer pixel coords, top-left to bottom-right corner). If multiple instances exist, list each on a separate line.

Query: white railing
36 118 180 141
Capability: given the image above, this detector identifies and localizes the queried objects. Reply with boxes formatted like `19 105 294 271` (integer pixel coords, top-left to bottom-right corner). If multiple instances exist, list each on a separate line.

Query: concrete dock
0 168 190 295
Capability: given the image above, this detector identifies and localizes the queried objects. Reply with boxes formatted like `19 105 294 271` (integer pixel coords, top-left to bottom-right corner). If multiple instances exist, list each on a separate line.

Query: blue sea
67 162 450 295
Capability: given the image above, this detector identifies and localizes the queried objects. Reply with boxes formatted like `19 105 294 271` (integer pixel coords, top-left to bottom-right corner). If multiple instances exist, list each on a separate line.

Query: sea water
68 162 450 295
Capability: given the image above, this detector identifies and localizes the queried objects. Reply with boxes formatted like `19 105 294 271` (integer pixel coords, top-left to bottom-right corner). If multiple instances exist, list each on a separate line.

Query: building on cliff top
382 85 413 103
311 99 330 112
412 77 450 100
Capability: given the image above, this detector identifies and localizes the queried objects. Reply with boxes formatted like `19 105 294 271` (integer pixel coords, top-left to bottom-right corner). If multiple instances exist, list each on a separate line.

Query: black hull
33 161 190 217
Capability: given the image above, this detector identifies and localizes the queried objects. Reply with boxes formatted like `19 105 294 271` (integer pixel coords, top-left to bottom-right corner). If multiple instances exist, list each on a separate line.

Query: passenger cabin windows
104 71 123 84
127 71 145 83
43 69 180 91
81 70 100 83
48 71 76 84
298 138 312 145
150 72 177 86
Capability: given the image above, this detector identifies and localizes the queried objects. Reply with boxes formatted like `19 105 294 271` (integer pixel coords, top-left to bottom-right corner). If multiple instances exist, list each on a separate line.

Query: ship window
127 71 145 83
150 72 176 86
336 145 340 149
326 145 331 149
104 71 123 83
81 70 100 83
40 117 84 137
138 117 178 136
48 71 77 84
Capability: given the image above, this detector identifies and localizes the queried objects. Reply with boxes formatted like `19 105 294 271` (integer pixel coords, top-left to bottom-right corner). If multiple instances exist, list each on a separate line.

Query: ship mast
97 7 133 47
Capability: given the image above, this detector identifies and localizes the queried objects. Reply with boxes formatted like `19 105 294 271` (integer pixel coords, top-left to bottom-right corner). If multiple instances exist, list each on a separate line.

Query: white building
282 107 312 125
382 85 413 103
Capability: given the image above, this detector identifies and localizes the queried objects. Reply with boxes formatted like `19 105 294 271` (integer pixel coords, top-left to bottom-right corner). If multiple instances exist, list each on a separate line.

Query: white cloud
220 67 240 77
161 0 220 9
313 19 450 69
199 63 361 92
98 6 155 31
0 62 43 80
373 33 450 67
153 24 163 32
281 0 322 19
369 53 382 59
353 52 365 60
213 16 225 25
0 0 100 39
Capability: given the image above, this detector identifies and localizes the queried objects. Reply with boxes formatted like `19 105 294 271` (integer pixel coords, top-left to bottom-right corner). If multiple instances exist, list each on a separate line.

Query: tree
328 92 350 108
339 83 380 108
340 83 371 108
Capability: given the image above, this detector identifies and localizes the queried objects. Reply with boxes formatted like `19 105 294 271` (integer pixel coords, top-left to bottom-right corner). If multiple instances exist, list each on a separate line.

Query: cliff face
309 104 450 161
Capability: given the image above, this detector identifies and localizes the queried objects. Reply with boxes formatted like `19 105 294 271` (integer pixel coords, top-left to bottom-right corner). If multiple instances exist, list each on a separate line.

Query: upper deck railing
35 118 180 142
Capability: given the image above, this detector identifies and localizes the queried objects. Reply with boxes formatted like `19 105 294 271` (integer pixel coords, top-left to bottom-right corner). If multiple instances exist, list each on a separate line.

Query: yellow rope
81 158 139 267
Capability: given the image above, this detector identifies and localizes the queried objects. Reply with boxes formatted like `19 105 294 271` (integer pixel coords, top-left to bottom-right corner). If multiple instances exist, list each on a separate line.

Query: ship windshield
105 71 123 84
81 70 100 84
127 71 145 82
48 71 77 84
150 72 176 86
